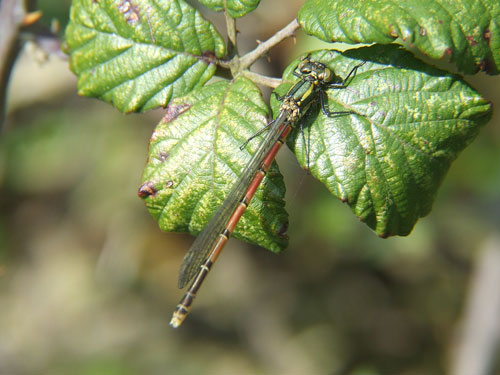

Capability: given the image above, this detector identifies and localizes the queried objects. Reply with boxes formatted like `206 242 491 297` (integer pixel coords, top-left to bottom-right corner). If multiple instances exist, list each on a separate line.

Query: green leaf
198 0 261 18
139 76 288 252
298 0 500 75
273 45 492 237
64 0 226 113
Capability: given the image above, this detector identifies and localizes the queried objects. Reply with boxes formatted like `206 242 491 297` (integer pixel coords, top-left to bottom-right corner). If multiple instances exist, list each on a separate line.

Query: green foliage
273 46 491 236
299 0 500 75
65 0 225 113
198 0 261 18
63 0 496 247
140 77 288 251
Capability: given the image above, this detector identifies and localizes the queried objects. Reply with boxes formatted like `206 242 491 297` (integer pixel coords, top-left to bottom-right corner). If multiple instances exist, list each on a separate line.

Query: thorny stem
239 18 300 70
218 18 300 88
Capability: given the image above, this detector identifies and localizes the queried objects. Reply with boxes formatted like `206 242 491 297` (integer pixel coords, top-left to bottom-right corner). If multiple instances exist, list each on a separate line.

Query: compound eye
299 61 311 74
322 68 332 82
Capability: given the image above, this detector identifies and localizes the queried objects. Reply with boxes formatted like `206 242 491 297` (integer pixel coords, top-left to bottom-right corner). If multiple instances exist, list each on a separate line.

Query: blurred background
1 1 499 374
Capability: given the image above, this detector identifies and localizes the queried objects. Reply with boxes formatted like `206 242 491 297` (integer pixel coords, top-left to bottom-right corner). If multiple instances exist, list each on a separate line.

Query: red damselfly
170 56 364 327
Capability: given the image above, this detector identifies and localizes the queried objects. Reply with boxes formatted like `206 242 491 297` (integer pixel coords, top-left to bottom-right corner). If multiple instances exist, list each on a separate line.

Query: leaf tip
138 181 157 198
378 232 391 239
276 222 289 241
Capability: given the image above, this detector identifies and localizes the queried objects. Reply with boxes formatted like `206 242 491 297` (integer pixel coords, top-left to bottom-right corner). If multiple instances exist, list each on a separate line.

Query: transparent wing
177 112 289 288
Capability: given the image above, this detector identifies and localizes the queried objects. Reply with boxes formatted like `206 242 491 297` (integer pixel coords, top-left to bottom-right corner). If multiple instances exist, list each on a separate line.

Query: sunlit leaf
140 76 288 251
299 0 500 74
198 0 261 18
273 45 492 236
65 0 226 113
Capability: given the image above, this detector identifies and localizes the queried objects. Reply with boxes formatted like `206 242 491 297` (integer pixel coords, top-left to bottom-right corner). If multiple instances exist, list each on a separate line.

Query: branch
239 18 300 69
240 70 282 89
0 0 25 129
0 0 38 130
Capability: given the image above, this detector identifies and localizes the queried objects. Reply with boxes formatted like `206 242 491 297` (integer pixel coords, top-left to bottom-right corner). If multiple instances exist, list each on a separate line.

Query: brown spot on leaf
158 152 169 161
442 47 452 58
118 0 140 26
466 35 477 46
479 58 496 74
165 180 174 189
388 24 399 38
200 50 217 64
163 103 191 122
138 181 157 198
483 30 491 41
378 232 390 239
277 222 289 239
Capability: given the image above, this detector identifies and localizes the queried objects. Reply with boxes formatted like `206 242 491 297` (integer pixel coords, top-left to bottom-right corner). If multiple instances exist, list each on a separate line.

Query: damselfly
170 56 364 328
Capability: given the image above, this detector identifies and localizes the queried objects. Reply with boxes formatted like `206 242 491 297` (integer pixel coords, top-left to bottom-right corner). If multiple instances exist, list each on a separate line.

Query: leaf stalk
239 18 300 69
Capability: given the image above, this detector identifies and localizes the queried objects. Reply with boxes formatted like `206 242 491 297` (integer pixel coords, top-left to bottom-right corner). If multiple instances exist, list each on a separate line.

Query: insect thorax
280 97 301 122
